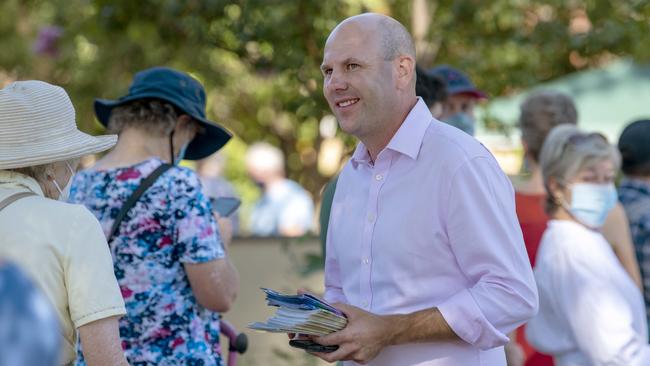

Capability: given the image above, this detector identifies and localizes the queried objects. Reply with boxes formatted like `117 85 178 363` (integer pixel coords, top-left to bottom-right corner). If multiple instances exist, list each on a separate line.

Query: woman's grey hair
540 124 621 213
519 90 578 163
107 99 179 136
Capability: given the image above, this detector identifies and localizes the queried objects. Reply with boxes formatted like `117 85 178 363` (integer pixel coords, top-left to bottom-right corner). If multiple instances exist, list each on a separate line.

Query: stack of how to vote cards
248 288 347 336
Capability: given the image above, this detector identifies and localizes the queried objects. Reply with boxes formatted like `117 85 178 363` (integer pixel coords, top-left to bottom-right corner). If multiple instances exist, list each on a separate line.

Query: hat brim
95 96 232 161
0 130 117 170
448 88 488 100
184 116 232 160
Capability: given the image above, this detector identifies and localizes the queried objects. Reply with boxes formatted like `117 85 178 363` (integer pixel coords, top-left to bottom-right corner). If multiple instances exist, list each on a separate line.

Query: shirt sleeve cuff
437 289 509 350
73 305 127 328
324 288 347 304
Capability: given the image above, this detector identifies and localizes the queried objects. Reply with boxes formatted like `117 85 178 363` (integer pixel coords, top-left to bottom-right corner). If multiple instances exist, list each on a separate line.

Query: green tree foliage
1 0 649 200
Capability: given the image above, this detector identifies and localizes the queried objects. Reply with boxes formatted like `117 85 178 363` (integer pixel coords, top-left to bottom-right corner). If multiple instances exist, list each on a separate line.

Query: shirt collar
351 142 373 167
0 170 45 196
351 98 433 167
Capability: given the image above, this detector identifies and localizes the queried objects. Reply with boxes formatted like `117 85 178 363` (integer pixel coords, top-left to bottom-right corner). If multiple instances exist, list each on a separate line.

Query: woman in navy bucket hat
94 67 232 162
70 67 240 365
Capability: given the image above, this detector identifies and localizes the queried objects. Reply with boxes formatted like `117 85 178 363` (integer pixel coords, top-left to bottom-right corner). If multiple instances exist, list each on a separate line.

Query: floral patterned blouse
70 158 225 366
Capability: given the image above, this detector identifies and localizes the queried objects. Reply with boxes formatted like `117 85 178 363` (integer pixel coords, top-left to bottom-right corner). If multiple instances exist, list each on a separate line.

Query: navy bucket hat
428 65 487 99
94 67 232 160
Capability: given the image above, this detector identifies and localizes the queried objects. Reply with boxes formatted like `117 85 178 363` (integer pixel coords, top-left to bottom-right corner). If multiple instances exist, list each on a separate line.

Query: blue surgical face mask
566 183 618 228
176 142 189 165
443 113 476 136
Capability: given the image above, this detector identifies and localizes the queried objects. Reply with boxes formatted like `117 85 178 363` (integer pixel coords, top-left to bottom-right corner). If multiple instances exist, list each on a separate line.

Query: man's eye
323 69 333 76
346 64 360 71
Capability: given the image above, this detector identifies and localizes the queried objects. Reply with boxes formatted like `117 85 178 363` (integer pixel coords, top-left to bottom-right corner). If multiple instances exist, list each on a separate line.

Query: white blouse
527 220 650 366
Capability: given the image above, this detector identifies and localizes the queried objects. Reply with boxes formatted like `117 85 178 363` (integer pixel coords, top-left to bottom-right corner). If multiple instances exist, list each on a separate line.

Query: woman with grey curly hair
70 67 239 365
526 124 650 365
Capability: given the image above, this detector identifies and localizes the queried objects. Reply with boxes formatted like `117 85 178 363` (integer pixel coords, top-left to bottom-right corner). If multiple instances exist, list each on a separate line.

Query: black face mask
252 179 265 190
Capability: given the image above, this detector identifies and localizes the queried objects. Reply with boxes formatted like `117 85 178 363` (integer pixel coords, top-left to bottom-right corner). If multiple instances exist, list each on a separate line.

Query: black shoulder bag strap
107 163 172 243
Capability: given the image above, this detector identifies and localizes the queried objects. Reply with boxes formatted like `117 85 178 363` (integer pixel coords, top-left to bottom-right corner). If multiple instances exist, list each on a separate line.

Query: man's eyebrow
342 57 363 65
320 57 366 72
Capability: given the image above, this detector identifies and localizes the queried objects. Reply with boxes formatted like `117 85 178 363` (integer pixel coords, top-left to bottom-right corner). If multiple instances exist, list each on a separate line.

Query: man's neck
264 176 286 191
363 97 418 162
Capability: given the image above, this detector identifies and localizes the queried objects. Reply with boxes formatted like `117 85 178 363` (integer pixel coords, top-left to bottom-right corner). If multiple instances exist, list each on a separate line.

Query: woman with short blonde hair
526 124 650 365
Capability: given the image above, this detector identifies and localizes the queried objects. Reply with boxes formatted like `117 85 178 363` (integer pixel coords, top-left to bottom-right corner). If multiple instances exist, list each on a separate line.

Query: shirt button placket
359 156 389 311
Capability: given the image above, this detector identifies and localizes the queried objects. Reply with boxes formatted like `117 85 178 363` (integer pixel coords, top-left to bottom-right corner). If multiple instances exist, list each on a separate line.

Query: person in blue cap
69 67 240 366
429 65 487 135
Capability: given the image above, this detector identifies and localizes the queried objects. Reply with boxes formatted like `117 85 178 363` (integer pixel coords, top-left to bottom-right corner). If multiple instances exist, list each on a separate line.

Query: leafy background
2 0 649 228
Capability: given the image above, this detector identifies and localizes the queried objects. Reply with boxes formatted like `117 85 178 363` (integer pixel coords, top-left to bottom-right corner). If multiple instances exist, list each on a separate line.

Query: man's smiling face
321 22 396 140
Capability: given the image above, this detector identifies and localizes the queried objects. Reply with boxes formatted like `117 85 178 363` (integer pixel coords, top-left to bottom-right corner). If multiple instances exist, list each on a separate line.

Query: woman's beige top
0 170 125 365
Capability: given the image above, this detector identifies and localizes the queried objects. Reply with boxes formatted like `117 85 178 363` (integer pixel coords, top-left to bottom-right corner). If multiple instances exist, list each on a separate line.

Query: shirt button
362 257 370 264
375 174 383 181
367 214 375 222
361 300 369 307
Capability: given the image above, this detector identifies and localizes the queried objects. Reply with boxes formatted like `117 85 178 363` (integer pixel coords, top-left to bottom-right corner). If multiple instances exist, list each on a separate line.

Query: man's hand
311 303 394 364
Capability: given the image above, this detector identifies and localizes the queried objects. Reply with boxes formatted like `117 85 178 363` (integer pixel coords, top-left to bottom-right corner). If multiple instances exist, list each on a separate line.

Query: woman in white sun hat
0 80 128 366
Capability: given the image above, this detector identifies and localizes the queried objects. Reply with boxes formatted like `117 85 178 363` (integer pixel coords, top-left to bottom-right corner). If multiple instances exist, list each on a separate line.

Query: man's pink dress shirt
324 99 538 365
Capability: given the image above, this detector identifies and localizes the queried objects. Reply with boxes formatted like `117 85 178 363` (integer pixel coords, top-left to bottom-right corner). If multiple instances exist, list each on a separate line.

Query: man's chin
338 120 359 136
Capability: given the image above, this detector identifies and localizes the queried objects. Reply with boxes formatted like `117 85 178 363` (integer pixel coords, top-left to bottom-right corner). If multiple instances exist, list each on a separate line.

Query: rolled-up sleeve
437 156 538 350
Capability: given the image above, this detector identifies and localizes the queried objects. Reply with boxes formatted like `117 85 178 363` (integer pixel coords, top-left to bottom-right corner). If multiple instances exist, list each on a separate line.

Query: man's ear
521 139 533 163
395 55 415 90
521 139 529 154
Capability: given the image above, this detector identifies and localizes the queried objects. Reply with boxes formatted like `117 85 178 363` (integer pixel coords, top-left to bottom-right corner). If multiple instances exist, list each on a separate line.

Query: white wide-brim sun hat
0 80 117 170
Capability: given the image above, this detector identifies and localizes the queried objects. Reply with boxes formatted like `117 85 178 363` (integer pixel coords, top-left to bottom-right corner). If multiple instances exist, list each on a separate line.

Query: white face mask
51 162 75 202
563 182 618 228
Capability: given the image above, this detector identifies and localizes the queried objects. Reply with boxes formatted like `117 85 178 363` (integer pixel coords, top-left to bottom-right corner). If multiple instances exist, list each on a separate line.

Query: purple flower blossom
33 26 63 57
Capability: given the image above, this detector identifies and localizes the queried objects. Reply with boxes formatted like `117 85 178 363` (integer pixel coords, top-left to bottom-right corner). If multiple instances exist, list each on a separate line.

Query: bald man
310 14 538 365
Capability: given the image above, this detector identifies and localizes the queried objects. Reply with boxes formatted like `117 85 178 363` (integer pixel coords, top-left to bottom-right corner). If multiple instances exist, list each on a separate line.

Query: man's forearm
312 304 461 364
385 307 459 345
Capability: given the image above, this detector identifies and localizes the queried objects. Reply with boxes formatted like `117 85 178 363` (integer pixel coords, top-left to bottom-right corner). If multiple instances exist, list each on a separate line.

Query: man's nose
326 70 348 93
